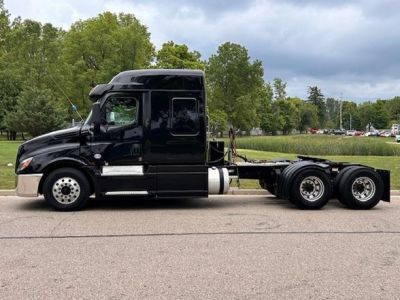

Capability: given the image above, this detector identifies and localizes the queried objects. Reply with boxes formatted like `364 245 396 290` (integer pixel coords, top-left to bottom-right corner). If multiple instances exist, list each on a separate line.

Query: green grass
0 141 20 189
235 149 400 189
226 135 400 156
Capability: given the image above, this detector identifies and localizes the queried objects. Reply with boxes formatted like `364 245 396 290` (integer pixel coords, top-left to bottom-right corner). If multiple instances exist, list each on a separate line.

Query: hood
16 126 81 164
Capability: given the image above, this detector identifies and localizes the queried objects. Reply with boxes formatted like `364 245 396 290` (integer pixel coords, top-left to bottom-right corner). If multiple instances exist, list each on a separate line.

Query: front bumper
16 174 43 197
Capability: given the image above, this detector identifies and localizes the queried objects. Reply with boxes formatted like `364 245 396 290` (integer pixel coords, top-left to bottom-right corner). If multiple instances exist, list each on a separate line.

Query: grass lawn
0 141 20 189
0 140 399 190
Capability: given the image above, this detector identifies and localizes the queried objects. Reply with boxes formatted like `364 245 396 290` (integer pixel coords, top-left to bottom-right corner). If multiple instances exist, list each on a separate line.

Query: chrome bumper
16 174 43 197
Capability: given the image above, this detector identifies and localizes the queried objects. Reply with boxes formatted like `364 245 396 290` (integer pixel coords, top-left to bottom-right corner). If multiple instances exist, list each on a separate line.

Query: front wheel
290 169 332 209
43 168 91 211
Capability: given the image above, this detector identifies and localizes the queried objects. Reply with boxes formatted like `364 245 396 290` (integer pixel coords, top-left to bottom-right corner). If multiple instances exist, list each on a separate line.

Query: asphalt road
1 195 400 299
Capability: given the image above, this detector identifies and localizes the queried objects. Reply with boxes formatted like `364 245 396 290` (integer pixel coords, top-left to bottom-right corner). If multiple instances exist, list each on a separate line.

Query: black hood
16 126 81 164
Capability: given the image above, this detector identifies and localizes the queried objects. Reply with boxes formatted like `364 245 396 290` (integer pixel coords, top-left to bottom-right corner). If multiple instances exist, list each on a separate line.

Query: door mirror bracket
92 102 101 134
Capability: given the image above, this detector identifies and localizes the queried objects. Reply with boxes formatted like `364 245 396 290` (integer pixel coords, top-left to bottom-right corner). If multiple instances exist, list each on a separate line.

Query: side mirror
92 102 101 134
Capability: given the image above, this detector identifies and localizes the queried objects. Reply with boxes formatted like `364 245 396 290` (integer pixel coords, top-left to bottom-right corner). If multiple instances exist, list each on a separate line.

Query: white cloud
4 0 400 101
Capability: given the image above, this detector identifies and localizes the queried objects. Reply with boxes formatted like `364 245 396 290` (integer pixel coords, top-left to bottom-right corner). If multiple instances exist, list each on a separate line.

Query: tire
43 168 91 211
290 169 332 209
334 166 361 205
277 161 315 200
338 167 383 209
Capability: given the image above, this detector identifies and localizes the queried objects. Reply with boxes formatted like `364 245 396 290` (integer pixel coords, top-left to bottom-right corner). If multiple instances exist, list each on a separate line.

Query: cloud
4 0 400 101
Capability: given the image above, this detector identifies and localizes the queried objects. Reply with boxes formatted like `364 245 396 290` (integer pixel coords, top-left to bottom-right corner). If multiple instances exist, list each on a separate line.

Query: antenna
47 71 84 122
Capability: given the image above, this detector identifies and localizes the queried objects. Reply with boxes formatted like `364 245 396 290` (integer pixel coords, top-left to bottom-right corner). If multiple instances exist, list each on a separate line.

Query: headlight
17 157 33 172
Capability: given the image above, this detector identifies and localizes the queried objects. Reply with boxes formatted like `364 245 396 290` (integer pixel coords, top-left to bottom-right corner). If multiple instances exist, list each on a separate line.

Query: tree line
0 1 399 139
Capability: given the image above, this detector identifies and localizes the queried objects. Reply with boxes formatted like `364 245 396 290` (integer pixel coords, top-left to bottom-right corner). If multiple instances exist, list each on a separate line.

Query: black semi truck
15 69 390 211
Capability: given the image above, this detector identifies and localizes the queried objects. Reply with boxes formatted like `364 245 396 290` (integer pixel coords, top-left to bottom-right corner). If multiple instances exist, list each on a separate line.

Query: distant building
391 124 399 135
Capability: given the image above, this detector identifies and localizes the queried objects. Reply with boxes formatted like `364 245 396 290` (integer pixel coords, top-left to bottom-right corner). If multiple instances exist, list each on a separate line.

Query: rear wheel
43 168 91 211
334 166 360 205
290 169 332 209
338 167 383 209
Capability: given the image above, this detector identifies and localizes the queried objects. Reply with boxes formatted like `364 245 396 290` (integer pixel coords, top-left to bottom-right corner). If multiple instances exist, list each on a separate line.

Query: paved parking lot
0 195 399 299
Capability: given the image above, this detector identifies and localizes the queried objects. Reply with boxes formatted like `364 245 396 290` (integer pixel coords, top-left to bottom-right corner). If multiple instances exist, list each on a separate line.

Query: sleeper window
171 98 198 135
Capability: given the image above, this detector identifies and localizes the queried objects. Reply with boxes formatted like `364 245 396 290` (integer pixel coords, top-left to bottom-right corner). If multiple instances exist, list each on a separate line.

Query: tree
206 42 264 131
260 79 292 135
0 70 21 139
0 1 14 136
0 15 67 138
62 12 155 113
5 19 65 89
273 78 287 101
341 101 358 130
308 86 326 127
326 97 340 128
261 101 285 135
357 100 390 130
156 41 204 69
298 101 319 133
277 97 300 135
5 87 64 137
209 109 228 136
259 83 276 134
386 96 400 124
0 0 10 54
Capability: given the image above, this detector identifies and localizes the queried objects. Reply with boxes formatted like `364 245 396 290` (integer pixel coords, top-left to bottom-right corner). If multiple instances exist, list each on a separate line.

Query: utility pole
349 113 352 130
339 93 343 130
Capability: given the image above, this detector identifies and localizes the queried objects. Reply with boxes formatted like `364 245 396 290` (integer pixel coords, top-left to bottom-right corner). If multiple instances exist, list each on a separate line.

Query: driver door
90 92 144 165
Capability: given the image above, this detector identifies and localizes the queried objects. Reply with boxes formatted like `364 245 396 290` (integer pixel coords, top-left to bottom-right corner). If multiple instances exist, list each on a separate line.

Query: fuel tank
208 167 229 194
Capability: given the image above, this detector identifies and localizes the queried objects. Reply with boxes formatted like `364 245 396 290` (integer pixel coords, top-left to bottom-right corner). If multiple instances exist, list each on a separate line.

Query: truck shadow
19 196 234 211
85 197 228 210
18 196 368 211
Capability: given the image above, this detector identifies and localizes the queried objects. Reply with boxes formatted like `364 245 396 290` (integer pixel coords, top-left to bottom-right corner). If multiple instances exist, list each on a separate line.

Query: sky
4 0 400 102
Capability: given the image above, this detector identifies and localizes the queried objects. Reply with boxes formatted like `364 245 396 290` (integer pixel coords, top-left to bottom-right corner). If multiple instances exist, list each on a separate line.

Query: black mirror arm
91 102 102 134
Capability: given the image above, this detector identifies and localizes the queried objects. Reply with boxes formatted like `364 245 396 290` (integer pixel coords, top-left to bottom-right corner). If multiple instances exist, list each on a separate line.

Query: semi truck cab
15 69 390 211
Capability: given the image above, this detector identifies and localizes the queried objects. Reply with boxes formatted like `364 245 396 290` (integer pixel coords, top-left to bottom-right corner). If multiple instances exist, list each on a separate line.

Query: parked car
396 135 400 143
354 131 364 136
333 129 346 135
346 130 356 136
365 130 380 136
380 131 392 137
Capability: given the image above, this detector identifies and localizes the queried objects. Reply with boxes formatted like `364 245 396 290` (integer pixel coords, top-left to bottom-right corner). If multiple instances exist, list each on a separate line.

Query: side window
103 96 138 126
171 98 199 135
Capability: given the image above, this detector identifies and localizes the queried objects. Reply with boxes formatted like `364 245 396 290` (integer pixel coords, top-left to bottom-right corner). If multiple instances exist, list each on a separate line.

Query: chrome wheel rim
300 176 325 202
52 177 80 204
351 177 376 202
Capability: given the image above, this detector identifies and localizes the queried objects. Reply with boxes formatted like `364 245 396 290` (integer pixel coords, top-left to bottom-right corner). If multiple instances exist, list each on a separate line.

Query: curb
0 189 16 196
2 189 400 197
228 188 271 195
